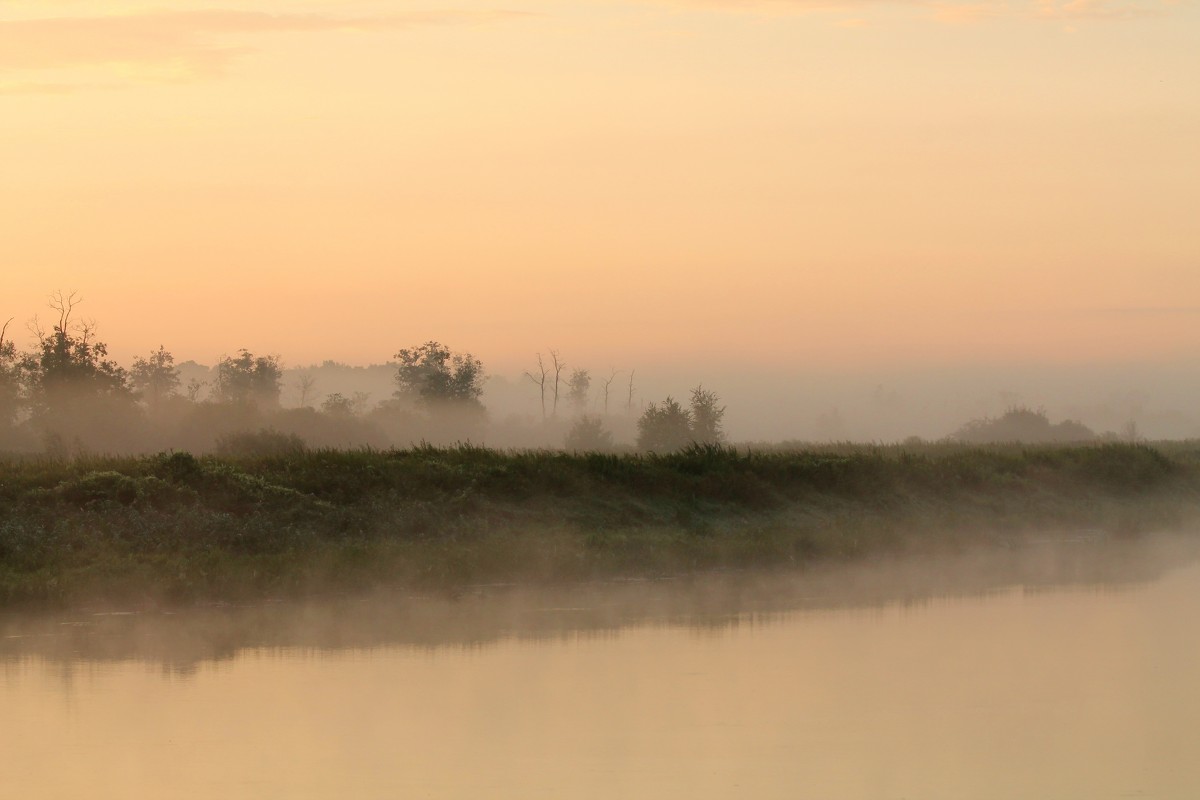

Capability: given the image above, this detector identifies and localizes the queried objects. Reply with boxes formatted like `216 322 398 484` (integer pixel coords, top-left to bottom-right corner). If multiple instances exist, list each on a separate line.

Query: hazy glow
2 0 1197 371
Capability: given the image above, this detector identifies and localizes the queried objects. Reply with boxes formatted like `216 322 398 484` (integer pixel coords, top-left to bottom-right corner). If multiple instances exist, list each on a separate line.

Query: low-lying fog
5 296 1199 453
4 531 1197 668
4 533 1199 800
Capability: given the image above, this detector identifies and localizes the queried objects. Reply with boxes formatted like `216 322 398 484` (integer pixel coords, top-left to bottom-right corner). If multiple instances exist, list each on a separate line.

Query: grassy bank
2 442 1199 607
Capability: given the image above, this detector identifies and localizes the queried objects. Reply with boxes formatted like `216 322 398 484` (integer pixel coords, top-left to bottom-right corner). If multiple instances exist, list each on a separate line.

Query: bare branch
295 373 318 408
601 368 620 416
48 289 80 333
26 315 46 344
524 352 548 420
550 349 565 417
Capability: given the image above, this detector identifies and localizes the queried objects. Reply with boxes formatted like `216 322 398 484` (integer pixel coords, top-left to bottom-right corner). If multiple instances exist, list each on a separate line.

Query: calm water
4 535 1200 799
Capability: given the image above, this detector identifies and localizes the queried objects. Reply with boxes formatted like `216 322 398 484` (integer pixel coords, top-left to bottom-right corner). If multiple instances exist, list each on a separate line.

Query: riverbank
2 442 1198 607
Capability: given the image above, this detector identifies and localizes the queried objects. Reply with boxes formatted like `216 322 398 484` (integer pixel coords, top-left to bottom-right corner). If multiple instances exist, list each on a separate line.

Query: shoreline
2 442 1198 609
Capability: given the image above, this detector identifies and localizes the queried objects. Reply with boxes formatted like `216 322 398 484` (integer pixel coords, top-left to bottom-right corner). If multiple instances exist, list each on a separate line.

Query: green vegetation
636 386 727 453
2 441 1198 609
950 406 1098 444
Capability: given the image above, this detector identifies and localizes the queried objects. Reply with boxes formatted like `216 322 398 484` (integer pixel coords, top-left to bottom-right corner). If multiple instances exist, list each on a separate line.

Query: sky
3 0 1198 388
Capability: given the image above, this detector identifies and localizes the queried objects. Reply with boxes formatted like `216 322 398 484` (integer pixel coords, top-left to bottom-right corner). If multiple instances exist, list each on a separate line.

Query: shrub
215 428 306 458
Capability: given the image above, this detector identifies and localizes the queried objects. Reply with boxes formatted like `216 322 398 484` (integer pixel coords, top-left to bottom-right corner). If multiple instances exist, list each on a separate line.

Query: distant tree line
948 406 1098 444
1 293 728 456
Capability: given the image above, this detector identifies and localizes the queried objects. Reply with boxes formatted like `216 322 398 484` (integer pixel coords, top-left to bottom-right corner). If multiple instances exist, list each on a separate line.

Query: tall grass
1 442 1198 607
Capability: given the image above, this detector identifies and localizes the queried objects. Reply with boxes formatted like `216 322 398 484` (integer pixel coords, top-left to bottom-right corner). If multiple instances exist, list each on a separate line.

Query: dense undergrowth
1 442 1198 607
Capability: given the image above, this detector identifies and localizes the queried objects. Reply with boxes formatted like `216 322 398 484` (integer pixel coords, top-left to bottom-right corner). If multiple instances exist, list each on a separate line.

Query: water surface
4 534 1200 799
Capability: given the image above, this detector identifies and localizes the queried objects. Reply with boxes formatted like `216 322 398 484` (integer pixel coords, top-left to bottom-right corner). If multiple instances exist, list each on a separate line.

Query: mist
6 533 1200 800
3 294 1197 456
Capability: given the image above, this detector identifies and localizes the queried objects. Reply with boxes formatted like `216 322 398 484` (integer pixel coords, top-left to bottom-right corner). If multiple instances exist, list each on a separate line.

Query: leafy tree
567 368 591 412
394 341 484 409
322 391 371 417
0 318 19 430
950 406 1095 444
20 292 132 422
16 292 138 453
636 396 693 453
564 414 614 452
213 349 283 408
130 345 181 408
689 385 725 444
637 385 727 452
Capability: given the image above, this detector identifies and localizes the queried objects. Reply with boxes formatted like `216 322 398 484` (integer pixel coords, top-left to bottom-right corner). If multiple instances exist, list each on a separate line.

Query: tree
636 385 727 452
0 318 18 430
636 396 693 453
295 373 318 408
394 341 484 409
130 346 181 408
525 353 548 420
600 368 619 416
689 385 725 444
322 391 370 417
565 414 614 452
17 291 138 453
213 349 283 408
20 291 132 421
550 349 565 417
949 406 1096 444
567 367 591 413
185 378 207 403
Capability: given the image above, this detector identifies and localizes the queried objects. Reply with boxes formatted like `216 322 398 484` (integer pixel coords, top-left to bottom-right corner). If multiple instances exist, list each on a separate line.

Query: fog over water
3 532 1196 665
4 0 1198 794
4 534 1200 799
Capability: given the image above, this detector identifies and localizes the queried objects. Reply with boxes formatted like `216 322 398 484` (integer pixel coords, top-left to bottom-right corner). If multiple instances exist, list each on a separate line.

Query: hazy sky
3 0 1198 373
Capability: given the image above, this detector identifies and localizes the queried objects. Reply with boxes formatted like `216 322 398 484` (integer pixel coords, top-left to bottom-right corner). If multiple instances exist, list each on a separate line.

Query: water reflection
2 532 1197 670
3 533 1200 800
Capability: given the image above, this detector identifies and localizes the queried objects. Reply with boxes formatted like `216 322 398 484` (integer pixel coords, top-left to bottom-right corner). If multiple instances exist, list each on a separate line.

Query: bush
214 428 306 457
950 407 1096 444
565 415 615 452
637 397 693 453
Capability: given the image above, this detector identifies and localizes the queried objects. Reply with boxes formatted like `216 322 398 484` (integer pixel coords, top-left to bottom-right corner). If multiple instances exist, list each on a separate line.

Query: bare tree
550 349 565 417
524 352 548 420
626 369 636 411
185 379 207 403
295 373 318 408
28 289 82 345
600 368 619 416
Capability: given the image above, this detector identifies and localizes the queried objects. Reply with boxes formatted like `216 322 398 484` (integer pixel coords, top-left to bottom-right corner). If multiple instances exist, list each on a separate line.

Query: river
3 533 1199 799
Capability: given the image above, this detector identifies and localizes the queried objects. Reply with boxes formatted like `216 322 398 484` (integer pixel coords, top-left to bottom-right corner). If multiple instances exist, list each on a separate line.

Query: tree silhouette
130 346 181 409
213 349 283 408
394 341 484 409
689 385 725 444
636 396 692 453
567 367 591 413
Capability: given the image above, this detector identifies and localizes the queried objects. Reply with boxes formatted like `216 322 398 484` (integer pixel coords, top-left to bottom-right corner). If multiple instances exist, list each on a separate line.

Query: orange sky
3 0 1198 372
